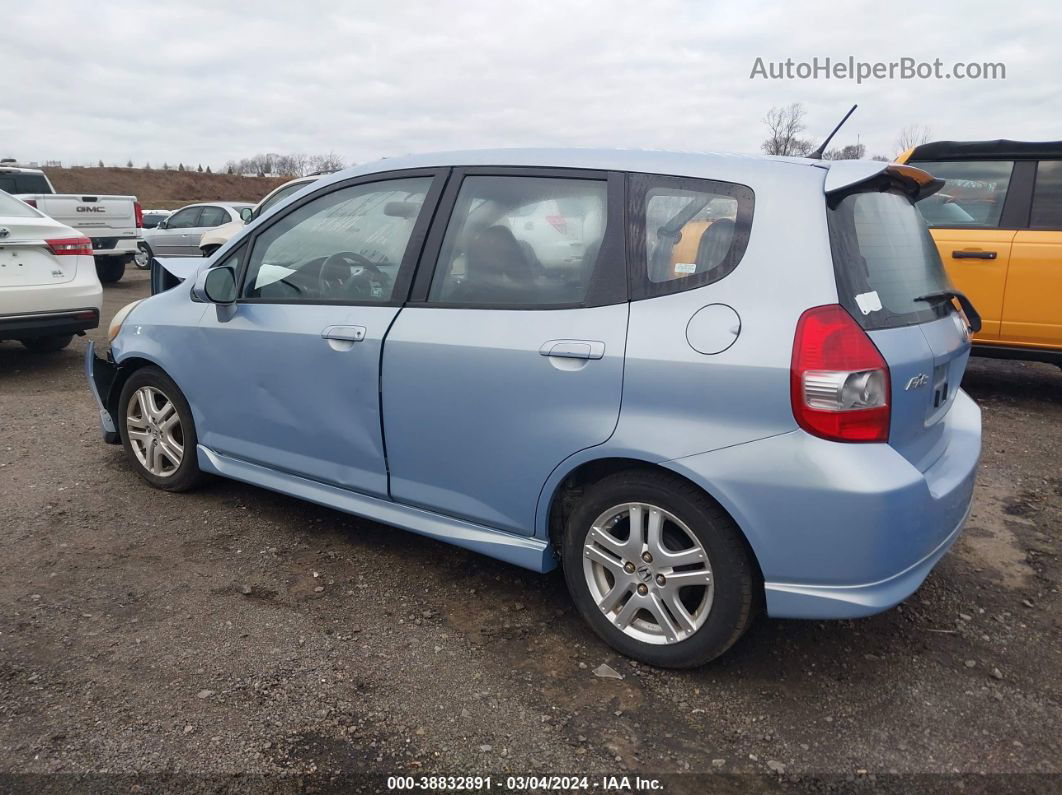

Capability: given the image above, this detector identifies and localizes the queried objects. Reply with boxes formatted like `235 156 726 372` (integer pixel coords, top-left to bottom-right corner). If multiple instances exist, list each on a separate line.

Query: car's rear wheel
20 334 73 353
134 243 152 269
95 256 126 283
118 366 204 492
561 469 759 668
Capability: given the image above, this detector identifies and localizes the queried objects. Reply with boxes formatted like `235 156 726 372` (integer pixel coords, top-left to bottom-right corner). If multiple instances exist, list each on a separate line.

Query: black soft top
909 139 1062 161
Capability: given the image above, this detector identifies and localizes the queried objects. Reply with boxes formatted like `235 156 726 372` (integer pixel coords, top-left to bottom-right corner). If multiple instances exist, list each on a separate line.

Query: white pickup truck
0 162 141 283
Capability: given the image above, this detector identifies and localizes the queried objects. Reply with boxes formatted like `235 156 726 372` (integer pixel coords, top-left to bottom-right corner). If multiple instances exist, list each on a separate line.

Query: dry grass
45 167 289 209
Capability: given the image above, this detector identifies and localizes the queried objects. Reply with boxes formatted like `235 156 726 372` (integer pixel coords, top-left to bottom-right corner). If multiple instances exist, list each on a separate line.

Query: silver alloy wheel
134 244 150 269
126 386 183 477
582 502 714 645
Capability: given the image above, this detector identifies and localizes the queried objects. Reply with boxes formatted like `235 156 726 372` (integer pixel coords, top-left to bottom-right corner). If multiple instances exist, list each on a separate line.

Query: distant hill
45 167 289 210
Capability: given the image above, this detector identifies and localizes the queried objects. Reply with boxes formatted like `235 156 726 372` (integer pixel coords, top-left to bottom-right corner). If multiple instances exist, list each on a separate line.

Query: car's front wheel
562 469 760 668
118 366 204 492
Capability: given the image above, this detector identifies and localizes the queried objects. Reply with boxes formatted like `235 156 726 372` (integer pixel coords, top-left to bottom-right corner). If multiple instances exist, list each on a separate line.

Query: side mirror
191 265 237 304
240 207 254 223
157 218 169 229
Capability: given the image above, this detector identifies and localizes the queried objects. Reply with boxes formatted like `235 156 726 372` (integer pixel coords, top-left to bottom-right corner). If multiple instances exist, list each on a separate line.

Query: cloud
3 0 1058 169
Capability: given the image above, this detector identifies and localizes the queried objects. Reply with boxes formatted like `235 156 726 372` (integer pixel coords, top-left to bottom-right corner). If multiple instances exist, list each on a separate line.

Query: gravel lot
1 269 1059 789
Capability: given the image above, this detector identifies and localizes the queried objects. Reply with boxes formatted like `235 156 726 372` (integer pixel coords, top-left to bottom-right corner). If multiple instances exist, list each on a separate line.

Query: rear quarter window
628 173 754 300
828 183 953 330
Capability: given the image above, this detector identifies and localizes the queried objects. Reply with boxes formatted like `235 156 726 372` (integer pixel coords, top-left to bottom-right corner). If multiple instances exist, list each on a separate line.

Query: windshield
0 189 41 217
258 181 310 216
828 184 952 330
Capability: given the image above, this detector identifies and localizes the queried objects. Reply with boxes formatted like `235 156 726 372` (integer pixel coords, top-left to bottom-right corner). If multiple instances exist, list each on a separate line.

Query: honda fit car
86 149 981 667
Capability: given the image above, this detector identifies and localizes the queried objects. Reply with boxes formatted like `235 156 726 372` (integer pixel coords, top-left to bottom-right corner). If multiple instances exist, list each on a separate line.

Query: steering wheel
318 252 390 299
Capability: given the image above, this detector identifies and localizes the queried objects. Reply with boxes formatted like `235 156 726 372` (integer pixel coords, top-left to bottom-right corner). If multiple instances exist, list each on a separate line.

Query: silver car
141 202 252 258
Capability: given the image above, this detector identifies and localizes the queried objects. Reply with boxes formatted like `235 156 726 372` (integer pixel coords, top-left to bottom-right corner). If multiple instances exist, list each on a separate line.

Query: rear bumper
91 236 137 257
0 307 99 339
85 341 121 444
665 390 981 619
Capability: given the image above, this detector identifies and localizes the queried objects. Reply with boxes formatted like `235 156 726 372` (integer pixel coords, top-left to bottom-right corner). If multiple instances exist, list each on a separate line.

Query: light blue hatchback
87 149 981 667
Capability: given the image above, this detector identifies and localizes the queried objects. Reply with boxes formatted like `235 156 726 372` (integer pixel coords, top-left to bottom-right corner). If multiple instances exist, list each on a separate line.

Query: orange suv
897 140 1062 366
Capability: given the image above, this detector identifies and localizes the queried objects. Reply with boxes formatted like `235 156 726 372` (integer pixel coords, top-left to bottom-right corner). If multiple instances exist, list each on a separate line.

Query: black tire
201 245 220 258
561 469 760 668
134 242 152 270
95 256 126 283
118 366 204 492
20 334 73 353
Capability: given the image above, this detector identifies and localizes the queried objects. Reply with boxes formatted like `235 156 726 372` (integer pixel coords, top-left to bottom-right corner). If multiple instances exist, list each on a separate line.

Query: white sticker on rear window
674 262 697 274
854 290 883 315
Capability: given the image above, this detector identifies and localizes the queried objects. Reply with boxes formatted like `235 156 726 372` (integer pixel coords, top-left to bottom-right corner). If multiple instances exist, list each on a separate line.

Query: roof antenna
807 104 858 160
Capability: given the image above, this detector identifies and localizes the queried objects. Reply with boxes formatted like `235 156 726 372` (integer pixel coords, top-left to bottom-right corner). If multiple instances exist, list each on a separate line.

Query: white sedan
0 189 102 352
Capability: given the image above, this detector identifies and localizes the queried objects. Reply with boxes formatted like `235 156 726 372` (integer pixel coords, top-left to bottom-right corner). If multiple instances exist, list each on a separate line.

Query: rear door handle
539 339 605 360
321 325 366 342
952 250 997 260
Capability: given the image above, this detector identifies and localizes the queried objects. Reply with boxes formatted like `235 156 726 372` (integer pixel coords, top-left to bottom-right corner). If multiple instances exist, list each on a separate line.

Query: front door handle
539 339 605 360
321 325 366 342
952 250 997 260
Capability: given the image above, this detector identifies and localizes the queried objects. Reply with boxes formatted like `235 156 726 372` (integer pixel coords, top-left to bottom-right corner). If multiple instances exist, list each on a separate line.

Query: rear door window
197 206 231 227
1030 160 1062 228
828 184 953 330
909 160 1014 227
628 173 754 299
427 175 608 306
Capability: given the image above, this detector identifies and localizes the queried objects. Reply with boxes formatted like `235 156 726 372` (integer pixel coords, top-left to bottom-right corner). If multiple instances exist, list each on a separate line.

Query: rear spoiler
150 256 208 295
823 161 944 202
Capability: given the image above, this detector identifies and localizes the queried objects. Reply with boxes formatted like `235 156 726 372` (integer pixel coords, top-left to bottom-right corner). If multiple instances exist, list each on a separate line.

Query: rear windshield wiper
914 289 982 333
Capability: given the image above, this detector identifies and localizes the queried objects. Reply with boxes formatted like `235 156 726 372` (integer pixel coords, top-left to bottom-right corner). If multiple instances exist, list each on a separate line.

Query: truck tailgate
34 194 137 236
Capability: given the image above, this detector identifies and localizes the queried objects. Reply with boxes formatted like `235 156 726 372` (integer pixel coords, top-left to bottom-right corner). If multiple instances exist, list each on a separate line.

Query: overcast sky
4 0 1059 170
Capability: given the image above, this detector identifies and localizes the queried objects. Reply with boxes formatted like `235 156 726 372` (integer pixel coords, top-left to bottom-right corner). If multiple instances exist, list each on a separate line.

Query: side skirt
197 446 557 573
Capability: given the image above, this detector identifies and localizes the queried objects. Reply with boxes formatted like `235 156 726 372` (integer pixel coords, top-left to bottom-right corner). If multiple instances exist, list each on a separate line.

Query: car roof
174 201 252 210
0 165 45 174
321 147 821 187
909 139 1062 161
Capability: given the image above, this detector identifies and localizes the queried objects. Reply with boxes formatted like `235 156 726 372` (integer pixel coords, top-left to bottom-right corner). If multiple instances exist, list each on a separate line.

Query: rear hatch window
827 182 952 331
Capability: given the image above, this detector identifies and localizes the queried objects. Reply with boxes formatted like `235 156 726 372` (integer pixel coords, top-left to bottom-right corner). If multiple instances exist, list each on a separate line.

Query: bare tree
306 151 345 174
761 103 813 156
824 143 866 161
896 124 933 154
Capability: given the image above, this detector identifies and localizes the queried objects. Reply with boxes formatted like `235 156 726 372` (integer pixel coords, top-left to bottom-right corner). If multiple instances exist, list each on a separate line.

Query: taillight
545 214 568 235
24 199 37 208
790 304 891 443
46 236 93 256
134 201 143 228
